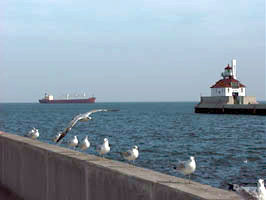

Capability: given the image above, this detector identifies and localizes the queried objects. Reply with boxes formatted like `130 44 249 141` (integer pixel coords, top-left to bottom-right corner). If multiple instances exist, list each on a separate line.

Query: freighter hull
39 97 96 104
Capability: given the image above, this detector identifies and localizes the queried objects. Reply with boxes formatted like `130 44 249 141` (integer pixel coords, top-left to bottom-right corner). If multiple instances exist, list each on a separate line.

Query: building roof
224 64 232 70
210 78 245 88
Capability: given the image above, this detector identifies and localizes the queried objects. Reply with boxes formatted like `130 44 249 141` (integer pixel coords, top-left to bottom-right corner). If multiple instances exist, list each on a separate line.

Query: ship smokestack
232 59 237 79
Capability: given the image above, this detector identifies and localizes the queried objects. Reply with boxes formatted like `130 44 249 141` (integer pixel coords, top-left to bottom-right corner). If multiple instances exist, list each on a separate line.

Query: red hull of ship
39 97 96 104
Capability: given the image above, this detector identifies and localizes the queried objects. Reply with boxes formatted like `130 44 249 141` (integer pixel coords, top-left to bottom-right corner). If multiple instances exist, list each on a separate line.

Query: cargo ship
39 93 96 104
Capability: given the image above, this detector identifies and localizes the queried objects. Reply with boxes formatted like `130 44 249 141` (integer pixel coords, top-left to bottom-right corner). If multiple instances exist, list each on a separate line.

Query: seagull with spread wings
55 109 119 143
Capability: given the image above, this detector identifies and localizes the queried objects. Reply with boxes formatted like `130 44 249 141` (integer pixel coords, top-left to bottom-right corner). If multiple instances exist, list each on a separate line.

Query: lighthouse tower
210 60 246 97
195 59 259 111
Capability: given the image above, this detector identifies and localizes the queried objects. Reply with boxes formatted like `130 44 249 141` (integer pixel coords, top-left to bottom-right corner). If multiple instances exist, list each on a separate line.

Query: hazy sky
1 0 265 102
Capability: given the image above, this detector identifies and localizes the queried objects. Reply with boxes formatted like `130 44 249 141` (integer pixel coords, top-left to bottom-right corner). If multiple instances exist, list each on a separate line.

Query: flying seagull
96 138 110 156
53 132 62 143
55 109 119 143
173 156 196 184
120 145 139 164
228 179 266 200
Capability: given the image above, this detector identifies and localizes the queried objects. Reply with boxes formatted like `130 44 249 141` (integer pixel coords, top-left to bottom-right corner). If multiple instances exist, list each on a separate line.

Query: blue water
0 102 265 189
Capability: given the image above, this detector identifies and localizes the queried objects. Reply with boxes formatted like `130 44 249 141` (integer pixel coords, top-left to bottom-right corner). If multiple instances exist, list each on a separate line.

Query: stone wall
0 131 240 200
200 96 257 105
199 96 232 105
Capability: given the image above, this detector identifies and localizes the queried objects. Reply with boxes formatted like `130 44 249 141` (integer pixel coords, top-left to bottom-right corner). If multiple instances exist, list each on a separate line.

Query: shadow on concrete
0 184 23 200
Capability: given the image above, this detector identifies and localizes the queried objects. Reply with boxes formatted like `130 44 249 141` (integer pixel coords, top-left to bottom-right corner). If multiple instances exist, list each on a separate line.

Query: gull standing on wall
55 109 119 143
173 156 196 184
68 135 79 148
79 136 90 151
229 179 266 200
120 145 139 164
26 128 39 139
96 138 110 157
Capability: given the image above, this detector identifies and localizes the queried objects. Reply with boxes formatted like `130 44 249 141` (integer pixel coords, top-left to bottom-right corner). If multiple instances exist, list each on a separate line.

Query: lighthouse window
228 88 230 93
231 82 239 88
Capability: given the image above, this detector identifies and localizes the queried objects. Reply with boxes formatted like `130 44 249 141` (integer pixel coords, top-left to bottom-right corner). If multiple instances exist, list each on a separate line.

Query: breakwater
195 97 266 115
195 104 266 115
0 131 240 200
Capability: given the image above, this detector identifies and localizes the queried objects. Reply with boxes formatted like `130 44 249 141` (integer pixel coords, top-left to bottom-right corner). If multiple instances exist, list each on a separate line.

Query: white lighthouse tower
232 59 237 79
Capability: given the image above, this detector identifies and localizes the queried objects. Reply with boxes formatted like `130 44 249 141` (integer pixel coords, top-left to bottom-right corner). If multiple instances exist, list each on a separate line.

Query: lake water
0 102 265 189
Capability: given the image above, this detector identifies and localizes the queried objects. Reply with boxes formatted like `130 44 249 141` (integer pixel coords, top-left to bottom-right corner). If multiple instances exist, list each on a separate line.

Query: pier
0 131 240 200
195 97 266 115
195 104 266 115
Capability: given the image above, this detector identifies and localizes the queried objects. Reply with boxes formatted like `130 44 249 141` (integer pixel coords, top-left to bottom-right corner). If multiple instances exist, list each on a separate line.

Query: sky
0 0 265 102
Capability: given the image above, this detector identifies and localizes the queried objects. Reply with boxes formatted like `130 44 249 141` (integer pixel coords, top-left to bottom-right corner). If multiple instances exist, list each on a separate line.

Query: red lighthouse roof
210 78 245 88
225 64 232 70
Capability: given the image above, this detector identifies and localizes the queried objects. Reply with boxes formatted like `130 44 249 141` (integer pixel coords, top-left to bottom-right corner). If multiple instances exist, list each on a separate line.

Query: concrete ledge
0 131 241 200
0 184 23 200
195 104 266 115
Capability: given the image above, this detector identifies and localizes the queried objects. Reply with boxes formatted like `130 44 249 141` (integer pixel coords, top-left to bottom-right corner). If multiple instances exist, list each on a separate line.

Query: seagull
53 132 62 143
79 136 90 151
68 135 79 148
120 145 139 164
96 138 110 156
173 156 196 184
258 179 266 200
229 179 266 200
55 109 119 143
26 128 39 139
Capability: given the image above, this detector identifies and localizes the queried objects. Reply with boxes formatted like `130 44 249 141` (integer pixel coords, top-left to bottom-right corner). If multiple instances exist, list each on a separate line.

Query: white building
44 93 54 100
210 59 246 97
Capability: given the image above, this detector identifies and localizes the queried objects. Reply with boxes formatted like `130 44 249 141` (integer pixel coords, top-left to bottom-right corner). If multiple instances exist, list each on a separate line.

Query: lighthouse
195 59 263 114
210 60 245 97
196 59 257 106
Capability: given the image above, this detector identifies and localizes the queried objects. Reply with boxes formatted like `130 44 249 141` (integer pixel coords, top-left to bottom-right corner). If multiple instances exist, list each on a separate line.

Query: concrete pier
0 131 241 200
195 96 266 115
195 103 266 115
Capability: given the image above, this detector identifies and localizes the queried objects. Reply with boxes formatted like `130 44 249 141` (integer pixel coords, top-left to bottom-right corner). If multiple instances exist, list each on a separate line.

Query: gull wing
67 114 85 129
121 150 132 158
235 186 258 200
86 109 109 116
85 109 120 116
55 114 83 143
55 109 119 143
174 161 186 170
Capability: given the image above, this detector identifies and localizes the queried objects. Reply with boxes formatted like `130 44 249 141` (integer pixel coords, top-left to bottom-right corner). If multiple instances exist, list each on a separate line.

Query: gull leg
132 160 135 167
